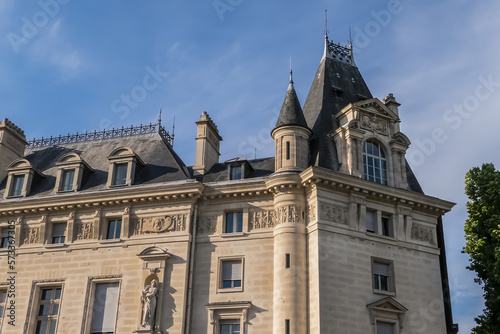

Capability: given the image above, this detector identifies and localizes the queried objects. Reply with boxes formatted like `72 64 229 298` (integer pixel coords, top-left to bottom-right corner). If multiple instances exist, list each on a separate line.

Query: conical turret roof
273 71 309 132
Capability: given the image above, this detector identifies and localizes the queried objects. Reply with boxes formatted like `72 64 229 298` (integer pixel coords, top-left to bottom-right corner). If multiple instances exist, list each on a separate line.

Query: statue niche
139 275 159 332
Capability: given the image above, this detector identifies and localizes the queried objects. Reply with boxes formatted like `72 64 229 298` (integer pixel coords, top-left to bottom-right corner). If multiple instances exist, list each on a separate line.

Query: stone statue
141 279 158 329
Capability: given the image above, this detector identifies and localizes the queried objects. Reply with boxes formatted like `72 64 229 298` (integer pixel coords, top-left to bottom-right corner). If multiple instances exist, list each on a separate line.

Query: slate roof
0 131 190 199
303 53 372 170
196 157 275 183
274 81 309 131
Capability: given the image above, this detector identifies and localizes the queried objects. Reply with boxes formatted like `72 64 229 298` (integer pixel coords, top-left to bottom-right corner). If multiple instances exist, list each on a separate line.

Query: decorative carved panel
76 222 94 240
23 226 40 244
319 202 348 225
411 223 434 243
197 216 218 234
360 114 387 135
274 205 304 225
133 214 187 235
249 210 275 230
307 204 316 223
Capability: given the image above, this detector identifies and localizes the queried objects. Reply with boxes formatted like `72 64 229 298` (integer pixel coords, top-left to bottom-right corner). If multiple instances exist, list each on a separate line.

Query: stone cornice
0 180 204 217
201 178 271 201
300 166 455 215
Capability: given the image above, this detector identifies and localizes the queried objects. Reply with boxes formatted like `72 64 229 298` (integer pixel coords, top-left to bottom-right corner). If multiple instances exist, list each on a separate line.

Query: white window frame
363 140 388 185
81 276 122 334
372 258 395 296
106 147 145 188
23 279 65 334
4 159 43 199
105 219 122 240
206 302 251 334
54 153 94 193
217 256 244 293
365 208 394 238
224 211 243 234
51 222 67 244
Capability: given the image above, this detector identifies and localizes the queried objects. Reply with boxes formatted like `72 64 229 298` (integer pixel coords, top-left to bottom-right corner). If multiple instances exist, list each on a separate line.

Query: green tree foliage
464 163 500 333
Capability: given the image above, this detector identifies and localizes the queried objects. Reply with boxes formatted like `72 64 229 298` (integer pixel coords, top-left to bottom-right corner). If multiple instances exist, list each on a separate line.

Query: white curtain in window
222 261 242 281
90 282 119 332
366 210 377 232
52 223 66 237
373 263 389 276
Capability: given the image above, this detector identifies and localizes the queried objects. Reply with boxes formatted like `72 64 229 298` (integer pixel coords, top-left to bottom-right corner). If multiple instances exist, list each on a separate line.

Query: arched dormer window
106 147 145 187
4 159 45 199
55 153 94 193
363 141 387 185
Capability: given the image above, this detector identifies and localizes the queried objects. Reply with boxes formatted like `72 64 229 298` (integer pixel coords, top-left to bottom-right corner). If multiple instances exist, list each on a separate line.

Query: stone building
0 34 458 334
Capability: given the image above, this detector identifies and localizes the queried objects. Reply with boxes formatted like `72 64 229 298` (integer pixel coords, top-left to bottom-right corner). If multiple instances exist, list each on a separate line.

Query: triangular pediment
352 98 399 120
367 296 408 314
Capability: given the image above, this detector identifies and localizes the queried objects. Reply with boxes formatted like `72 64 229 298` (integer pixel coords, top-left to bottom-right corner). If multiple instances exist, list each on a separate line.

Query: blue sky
2 0 500 331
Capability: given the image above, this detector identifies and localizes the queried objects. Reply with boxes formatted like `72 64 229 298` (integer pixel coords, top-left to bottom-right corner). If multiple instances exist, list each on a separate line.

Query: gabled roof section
338 98 400 121
303 37 372 170
273 71 309 132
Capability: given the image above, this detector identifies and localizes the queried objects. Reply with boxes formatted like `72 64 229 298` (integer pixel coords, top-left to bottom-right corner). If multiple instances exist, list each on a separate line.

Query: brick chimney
193 111 222 175
0 119 27 182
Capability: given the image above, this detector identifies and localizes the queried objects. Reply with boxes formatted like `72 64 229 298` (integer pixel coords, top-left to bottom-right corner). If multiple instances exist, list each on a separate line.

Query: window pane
11 175 25 196
107 220 115 239
230 166 242 180
106 220 121 240
39 304 50 316
52 224 66 244
55 288 61 300
114 220 121 239
113 163 128 185
52 303 59 315
49 320 57 334
61 169 75 191
235 212 243 232
36 320 48 334
373 263 389 276
1 291 6 303
365 211 377 232
381 217 390 236
41 289 52 300
225 213 234 233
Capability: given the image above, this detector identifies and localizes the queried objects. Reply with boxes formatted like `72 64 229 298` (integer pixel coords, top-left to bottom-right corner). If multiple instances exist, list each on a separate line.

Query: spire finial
349 26 353 48
324 9 329 38
289 54 293 85
158 104 162 126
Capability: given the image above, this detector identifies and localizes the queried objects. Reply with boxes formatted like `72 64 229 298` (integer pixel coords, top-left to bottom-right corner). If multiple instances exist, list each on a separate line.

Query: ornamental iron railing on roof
328 41 354 65
26 123 174 149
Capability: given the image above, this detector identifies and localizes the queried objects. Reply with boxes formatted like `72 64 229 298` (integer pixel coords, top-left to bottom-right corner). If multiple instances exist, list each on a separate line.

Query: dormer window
55 153 93 193
363 141 387 185
225 158 253 181
4 159 44 199
106 147 145 187
230 165 242 180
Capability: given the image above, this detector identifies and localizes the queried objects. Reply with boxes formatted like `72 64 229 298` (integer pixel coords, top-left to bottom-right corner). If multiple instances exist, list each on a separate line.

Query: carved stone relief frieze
76 221 94 240
23 226 40 245
411 223 434 244
307 204 316 223
319 201 348 225
133 214 188 235
197 216 218 234
249 210 275 230
360 114 387 135
274 205 304 225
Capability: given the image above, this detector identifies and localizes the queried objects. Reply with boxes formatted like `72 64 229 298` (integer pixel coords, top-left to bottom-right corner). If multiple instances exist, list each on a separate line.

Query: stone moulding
22 226 40 245
411 223 434 244
197 216 218 234
249 210 275 230
76 221 94 240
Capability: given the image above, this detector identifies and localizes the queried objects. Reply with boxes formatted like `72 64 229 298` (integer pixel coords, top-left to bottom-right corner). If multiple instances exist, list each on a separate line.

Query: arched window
363 141 387 185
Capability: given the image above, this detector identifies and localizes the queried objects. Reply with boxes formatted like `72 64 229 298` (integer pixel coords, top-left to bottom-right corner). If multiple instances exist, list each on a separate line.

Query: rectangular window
60 169 75 192
221 260 242 289
112 163 128 186
0 290 7 331
106 219 122 240
286 141 290 160
373 261 391 292
10 175 24 197
381 216 390 236
51 223 66 244
285 253 290 268
230 165 242 180
90 282 119 334
285 319 290 334
35 286 62 334
1 229 10 248
225 212 243 233
220 319 240 334
377 321 395 334
365 210 377 233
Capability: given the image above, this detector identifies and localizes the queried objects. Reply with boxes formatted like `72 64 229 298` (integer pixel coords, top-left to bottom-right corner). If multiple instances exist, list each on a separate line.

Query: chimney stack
193 111 222 175
0 118 27 183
